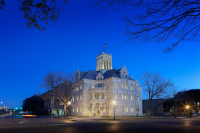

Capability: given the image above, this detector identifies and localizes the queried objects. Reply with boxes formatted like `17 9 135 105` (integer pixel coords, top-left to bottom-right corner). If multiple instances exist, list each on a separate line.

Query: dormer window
125 75 127 79
122 75 124 79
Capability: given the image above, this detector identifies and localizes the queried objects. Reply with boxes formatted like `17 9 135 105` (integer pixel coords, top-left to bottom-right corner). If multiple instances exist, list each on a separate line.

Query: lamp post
112 101 116 120
68 102 71 118
186 105 189 118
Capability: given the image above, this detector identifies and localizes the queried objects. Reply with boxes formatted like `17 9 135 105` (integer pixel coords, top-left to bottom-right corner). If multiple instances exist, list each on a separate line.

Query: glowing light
112 101 116 105
68 102 71 105
186 105 189 109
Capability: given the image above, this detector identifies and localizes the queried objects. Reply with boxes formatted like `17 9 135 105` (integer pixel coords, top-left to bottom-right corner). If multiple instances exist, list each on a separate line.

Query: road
0 114 200 133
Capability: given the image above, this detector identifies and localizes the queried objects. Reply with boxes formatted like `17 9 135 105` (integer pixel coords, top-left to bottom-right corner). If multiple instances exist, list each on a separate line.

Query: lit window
73 88 75 92
125 105 128 112
125 83 128 89
125 93 128 100
59 102 63 105
77 106 79 112
131 94 133 100
80 94 82 100
105 93 107 99
115 92 118 100
131 106 134 112
115 82 118 88
76 95 79 101
131 84 133 90
92 83 95 88
104 83 107 88
80 106 82 112
122 83 124 89
80 84 82 90
92 94 95 99
72 96 74 102
76 87 79 91
122 93 124 100
138 97 139 102
73 107 74 112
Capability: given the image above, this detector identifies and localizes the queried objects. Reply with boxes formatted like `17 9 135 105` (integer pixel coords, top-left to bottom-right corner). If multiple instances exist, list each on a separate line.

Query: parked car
163 112 173 116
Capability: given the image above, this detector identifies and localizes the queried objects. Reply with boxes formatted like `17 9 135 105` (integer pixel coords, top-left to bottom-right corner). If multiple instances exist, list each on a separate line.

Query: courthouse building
71 52 143 116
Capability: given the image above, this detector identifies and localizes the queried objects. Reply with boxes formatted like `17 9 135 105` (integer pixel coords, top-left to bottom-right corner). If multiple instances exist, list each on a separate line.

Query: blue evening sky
0 0 200 108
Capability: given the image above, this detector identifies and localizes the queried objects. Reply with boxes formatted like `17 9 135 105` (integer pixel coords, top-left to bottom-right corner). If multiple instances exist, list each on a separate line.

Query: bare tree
40 71 74 118
94 0 200 52
139 70 173 118
0 0 68 31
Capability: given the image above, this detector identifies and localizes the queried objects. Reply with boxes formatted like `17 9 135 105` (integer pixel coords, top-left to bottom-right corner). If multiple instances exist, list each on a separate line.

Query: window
138 87 139 92
122 93 124 100
115 92 118 100
105 93 107 99
76 87 79 91
80 105 82 112
138 97 139 102
131 94 133 100
76 106 79 112
92 83 95 88
73 107 74 112
125 75 127 79
98 83 102 87
131 84 133 90
59 102 63 105
125 105 128 112
73 88 75 92
76 95 79 101
80 84 82 90
80 94 82 100
72 96 74 102
122 83 124 89
125 83 128 89
92 94 95 99
99 93 102 99
104 83 107 88
115 81 118 88
131 106 134 112
122 75 124 79
125 93 128 100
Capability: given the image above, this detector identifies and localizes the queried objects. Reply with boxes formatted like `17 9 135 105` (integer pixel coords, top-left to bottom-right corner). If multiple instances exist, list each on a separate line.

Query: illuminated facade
71 52 143 116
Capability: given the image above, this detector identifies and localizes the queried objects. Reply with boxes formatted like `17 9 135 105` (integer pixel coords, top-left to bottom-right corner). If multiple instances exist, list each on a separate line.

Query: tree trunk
64 104 67 118
56 103 59 117
148 99 152 119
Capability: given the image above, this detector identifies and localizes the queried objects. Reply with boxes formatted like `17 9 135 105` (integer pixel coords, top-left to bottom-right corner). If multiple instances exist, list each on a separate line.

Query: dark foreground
0 114 200 133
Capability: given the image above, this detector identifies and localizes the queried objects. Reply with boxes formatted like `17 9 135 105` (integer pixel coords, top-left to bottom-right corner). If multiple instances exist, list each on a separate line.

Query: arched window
96 93 99 99
90 103 94 112
115 81 118 88
122 83 124 89
102 103 107 112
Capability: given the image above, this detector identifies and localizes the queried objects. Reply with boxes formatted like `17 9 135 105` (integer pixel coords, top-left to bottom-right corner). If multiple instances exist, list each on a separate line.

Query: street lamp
186 105 189 118
68 102 71 118
112 101 116 120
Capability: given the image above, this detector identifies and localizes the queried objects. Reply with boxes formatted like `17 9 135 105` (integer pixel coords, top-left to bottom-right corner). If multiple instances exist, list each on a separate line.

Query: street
0 115 200 133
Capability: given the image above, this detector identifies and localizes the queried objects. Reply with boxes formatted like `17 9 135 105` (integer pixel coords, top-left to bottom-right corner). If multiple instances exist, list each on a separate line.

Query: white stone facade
71 52 142 117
